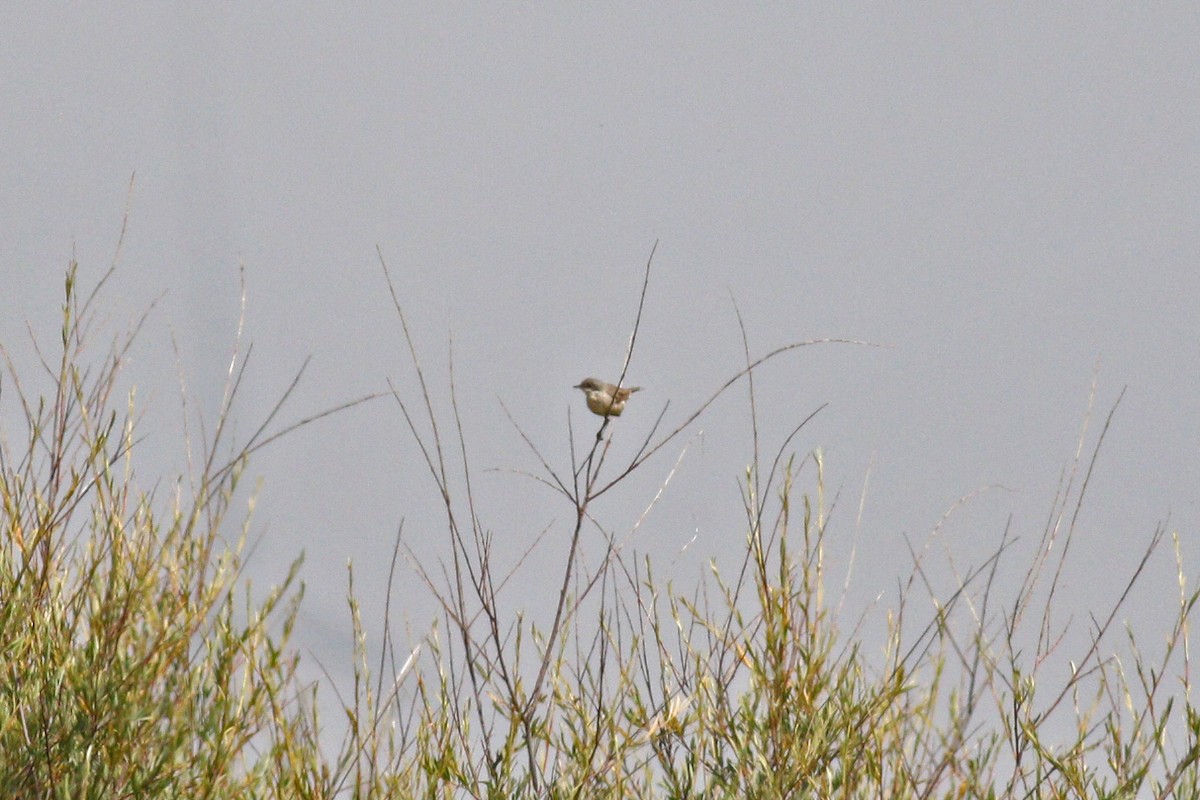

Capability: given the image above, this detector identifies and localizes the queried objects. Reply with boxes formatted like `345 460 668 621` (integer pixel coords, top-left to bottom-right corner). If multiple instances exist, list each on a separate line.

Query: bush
2 262 1197 798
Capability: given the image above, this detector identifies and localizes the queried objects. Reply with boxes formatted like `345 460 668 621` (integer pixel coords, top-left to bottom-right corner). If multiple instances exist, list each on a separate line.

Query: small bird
574 378 642 418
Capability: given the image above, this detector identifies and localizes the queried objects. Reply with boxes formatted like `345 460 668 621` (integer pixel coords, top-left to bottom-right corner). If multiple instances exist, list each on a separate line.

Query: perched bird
574 378 642 418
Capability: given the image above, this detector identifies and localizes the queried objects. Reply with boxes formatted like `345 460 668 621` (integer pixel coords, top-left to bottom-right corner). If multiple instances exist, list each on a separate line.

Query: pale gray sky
3 4 1198 751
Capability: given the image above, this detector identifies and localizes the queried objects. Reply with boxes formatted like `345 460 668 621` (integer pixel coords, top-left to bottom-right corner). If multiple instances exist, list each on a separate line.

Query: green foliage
2 263 1198 798
0 266 317 798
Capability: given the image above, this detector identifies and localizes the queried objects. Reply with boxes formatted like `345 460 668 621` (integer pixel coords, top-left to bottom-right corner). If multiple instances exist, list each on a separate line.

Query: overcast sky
3 4 1198 752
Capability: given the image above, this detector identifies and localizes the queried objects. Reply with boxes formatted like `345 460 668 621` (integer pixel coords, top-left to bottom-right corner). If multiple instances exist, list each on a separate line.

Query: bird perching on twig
574 378 642 418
